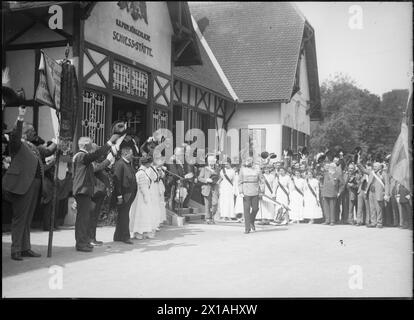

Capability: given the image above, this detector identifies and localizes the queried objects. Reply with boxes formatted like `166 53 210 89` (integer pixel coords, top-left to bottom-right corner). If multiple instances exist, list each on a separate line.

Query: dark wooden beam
83 48 108 88
80 2 96 19
173 80 181 102
5 20 38 46
174 38 192 62
83 56 109 83
5 40 71 50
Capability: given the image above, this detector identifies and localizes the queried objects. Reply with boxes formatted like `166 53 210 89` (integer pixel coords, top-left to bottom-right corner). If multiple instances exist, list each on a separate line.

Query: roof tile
189 2 306 102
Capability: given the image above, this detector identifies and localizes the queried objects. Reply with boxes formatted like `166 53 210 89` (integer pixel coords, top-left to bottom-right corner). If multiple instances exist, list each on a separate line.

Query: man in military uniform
238 156 264 233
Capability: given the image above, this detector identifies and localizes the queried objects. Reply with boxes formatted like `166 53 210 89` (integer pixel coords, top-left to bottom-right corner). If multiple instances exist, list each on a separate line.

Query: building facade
190 2 322 160
2 1 234 152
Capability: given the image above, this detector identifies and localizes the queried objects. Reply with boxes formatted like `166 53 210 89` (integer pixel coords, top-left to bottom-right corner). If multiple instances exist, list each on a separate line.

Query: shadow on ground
2 226 204 279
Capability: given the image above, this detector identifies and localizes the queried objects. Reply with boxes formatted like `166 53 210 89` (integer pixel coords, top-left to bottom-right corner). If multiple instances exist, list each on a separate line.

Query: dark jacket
397 183 411 204
344 172 359 201
72 144 111 197
2 120 56 196
113 158 137 204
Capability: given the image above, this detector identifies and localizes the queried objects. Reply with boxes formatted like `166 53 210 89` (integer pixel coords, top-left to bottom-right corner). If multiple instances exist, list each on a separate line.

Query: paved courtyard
2 222 412 298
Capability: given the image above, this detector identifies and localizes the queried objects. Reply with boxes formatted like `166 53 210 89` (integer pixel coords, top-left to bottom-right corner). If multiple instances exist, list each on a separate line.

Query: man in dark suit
343 163 358 225
2 106 57 260
113 146 137 244
72 129 124 252
321 162 345 226
166 147 186 210
88 143 114 246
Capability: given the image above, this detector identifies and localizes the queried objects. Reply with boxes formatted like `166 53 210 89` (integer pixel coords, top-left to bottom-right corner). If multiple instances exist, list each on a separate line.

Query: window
282 126 292 151
292 130 298 153
82 90 106 146
153 109 168 131
113 61 148 98
298 132 306 149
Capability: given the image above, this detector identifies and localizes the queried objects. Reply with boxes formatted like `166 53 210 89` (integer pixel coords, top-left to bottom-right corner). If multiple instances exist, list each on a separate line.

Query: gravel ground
2 221 412 298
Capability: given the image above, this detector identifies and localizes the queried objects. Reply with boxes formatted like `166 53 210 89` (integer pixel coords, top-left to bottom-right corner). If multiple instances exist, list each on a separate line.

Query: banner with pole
389 86 412 193
35 46 79 257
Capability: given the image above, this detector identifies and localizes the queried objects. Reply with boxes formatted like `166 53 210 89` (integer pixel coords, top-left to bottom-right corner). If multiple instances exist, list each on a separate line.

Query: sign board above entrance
84 1 173 76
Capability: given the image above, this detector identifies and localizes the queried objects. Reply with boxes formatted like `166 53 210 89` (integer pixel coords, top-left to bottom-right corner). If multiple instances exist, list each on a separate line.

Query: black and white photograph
1 0 412 306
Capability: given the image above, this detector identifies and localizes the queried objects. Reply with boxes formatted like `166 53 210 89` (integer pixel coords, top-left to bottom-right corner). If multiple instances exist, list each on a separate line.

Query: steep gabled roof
189 2 307 102
173 16 234 100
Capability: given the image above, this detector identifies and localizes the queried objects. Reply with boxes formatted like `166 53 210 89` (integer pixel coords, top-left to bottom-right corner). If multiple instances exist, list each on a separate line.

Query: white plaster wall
227 102 283 158
84 1 173 75
228 102 281 128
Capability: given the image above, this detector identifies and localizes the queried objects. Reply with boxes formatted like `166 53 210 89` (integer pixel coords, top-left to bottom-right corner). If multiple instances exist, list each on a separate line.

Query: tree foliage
310 73 408 157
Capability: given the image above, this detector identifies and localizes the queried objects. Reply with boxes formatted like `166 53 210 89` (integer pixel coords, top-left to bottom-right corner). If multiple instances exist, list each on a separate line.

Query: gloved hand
106 152 115 163
184 172 194 179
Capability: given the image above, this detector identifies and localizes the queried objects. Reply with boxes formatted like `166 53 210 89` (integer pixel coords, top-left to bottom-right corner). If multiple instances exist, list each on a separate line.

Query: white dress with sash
258 173 277 220
303 178 323 219
219 168 236 218
290 177 305 221
129 166 153 234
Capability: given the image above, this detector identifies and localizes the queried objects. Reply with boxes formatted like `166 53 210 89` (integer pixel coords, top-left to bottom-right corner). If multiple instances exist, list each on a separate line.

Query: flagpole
47 44 69 257
47 123 60 257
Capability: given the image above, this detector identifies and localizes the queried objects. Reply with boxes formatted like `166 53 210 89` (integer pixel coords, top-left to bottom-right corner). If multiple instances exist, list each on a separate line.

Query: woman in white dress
273 166 291 225
219 159 236 220
147 161 162 233
129 155 153 239
258 165 277 224
303 169 323 223
290 168 305 223
155 158 167 226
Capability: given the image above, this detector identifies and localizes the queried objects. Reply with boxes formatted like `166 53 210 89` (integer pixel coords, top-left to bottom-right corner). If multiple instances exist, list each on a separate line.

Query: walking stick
47 118 60 258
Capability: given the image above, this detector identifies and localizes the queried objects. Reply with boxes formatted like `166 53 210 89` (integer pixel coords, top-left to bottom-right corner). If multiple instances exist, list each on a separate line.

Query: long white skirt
290 190 304 221
258 198 276 220
149 182 161 229
129 189 153 235
219 182 236 218
303 191 323 219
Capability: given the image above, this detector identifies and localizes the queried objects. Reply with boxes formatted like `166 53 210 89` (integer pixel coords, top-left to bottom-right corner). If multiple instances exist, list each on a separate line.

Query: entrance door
112 96 147 141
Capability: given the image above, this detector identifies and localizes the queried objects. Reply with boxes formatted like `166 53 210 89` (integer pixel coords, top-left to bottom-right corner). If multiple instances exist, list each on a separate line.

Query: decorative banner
35 51 62 110
389 88 412 192
59 61 79 162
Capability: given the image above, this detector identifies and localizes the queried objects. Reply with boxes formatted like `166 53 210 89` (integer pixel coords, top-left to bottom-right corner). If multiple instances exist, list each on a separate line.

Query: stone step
182 213 205 222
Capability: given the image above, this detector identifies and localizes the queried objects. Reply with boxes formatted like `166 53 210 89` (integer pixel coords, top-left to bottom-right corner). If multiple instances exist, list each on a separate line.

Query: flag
389 88 412 192
35 51 61 110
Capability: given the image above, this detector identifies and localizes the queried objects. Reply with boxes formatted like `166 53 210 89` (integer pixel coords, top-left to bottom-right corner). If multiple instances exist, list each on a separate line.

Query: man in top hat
113 145 137 244
3 106 57 260
72 122 126 252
